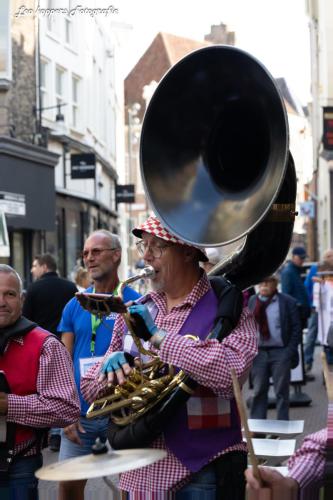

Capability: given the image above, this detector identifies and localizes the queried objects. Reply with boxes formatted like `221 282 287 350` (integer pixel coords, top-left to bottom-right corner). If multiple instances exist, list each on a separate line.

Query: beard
151 278 164 292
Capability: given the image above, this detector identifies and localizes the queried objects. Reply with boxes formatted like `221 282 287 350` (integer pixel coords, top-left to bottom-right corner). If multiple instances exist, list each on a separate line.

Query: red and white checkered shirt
288 428 326 499
81 273 258 497
5 334 80 456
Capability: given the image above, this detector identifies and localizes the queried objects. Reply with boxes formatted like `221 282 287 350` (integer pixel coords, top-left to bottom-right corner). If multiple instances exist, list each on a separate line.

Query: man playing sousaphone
81 215 258 499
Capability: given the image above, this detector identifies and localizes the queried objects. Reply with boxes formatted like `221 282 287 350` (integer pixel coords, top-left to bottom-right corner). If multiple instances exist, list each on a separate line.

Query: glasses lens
136 241 145 256
82 248 113 259
136 241 167 258
151 246 162 258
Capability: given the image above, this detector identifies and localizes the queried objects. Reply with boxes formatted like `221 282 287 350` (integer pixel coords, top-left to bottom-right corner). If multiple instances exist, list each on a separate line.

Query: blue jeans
125 451 246 499
0 453 42 500
49 428 60 437
59 415 108 460
304 310 318 367
175 464 216 499
250 347 292 420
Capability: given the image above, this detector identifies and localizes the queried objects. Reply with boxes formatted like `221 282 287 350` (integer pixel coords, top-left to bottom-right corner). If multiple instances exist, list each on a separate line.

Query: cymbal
35 448 167 481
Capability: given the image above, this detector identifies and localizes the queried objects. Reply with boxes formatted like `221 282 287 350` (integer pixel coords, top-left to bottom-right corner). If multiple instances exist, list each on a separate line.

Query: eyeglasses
81 248 118 260
136 240 171 259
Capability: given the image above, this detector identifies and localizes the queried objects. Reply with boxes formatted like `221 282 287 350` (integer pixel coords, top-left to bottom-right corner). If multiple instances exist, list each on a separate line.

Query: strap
208 276 243 341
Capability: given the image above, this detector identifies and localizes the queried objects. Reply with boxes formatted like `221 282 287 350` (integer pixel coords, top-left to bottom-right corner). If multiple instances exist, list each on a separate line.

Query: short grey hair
0 264 23 293
89 230 121 250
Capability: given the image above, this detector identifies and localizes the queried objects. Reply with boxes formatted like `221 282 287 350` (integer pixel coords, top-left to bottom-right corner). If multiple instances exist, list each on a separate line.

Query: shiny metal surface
35 448 167 481
141 45 289 247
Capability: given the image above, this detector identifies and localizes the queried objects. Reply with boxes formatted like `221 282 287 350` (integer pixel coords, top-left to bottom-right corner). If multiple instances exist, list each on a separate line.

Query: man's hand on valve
98 351 133 386
128 304 167 348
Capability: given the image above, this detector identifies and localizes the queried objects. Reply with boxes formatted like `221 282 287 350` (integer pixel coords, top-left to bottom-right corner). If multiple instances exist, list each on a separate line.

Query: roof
125 32 211 120
160 32 211 65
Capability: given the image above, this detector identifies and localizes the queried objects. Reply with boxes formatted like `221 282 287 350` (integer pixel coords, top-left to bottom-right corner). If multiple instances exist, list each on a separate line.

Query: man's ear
112 248 122 265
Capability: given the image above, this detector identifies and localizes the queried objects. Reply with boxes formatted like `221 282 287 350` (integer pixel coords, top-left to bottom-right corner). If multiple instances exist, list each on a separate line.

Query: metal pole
63 144 67 189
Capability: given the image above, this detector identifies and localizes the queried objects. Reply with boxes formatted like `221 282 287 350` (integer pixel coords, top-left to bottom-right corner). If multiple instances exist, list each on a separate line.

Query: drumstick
230 368 264 487
321 352 333 401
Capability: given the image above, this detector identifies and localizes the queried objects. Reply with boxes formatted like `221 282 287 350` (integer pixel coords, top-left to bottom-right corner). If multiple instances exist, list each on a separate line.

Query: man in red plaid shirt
0 264 80 499
81 215 258 499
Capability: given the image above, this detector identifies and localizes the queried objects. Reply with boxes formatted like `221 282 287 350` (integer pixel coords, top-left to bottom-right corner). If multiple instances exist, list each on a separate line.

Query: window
40 60 49 110
71 75 80 128
92 58 98 134
55 66 66 120
0 1 11 80
99 69 106 141
46 0 56 32
64 16 72 44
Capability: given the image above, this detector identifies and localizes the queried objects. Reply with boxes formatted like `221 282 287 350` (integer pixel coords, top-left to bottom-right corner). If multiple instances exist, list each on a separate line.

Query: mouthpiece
124 266 155 285
139 266 155 279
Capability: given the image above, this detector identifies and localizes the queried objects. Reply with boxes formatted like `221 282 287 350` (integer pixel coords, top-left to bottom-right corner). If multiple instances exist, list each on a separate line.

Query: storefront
0 136 58 287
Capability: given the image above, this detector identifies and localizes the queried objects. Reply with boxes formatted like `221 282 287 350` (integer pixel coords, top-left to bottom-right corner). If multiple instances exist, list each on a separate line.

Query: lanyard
90 314 102 356
90 283 121 355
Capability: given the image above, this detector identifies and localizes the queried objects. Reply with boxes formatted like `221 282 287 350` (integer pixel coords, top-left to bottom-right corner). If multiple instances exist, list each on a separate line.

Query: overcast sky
114 0 312 105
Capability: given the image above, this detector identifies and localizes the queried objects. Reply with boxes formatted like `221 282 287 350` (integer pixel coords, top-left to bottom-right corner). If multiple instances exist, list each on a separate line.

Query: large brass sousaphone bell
141 45 296 288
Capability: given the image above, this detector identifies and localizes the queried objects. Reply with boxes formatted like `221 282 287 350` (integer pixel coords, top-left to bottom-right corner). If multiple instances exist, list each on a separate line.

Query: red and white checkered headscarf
132 215 208 262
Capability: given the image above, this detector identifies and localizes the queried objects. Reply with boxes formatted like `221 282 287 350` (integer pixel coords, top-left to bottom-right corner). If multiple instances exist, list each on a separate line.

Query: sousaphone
87 46 297 447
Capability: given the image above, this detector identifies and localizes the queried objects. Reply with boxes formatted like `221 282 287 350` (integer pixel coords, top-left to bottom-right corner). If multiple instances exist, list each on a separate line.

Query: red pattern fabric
132 215 208 262
5 334 80 456
253 295 274 339
186 386 231 430
288 428 326 498
81 273 258 495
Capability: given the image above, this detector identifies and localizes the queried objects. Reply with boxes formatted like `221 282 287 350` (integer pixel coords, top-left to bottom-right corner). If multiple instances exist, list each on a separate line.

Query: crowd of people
0 215 331 499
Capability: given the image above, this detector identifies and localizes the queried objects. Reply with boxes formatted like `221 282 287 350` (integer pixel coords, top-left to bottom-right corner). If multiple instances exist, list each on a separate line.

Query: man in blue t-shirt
57 230 140 500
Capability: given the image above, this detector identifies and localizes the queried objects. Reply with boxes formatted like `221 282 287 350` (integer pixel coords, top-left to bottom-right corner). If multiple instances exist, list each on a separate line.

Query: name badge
79 356 103 377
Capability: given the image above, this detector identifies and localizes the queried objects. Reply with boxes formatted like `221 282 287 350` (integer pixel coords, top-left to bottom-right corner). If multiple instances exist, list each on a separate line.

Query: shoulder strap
208 276 243 342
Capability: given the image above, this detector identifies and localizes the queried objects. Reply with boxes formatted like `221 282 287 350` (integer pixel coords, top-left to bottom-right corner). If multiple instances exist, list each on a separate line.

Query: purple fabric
163 288 242 472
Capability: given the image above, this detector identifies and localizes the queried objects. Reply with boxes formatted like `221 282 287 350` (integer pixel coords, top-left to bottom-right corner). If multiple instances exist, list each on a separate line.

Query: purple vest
163 289 242 472
123 289 242 472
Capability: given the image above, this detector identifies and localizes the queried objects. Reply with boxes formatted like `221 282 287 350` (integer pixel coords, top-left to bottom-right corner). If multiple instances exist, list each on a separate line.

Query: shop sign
323 107 333 150
0 191 26 216
116 184 135 204
71 153 96 179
